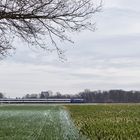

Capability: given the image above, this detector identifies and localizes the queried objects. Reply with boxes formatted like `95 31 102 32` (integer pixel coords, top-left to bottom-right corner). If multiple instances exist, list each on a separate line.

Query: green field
0 105 85 140
0 104 140 140
66 104 140 140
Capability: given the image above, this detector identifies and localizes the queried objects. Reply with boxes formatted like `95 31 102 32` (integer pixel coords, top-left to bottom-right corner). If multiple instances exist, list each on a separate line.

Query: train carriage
0 98 84 104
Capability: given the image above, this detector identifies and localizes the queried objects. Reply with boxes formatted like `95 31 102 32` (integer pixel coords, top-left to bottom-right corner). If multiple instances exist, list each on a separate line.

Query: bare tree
0 0 102 59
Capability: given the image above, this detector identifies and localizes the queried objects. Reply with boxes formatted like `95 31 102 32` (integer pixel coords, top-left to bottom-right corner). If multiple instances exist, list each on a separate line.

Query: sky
0 0 140 97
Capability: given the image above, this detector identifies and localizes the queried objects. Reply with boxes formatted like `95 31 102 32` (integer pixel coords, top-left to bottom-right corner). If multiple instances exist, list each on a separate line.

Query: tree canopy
0 0 102 59
0 92 4 98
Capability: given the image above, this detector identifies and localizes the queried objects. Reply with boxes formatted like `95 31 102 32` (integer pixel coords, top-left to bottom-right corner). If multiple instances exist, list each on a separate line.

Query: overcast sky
0 0 140 97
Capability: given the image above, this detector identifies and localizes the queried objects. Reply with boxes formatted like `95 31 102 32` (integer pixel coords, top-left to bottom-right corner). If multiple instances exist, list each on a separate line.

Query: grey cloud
1 0 140 97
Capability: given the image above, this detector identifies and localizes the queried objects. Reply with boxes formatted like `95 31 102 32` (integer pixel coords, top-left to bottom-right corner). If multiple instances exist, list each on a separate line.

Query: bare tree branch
0 0 102 59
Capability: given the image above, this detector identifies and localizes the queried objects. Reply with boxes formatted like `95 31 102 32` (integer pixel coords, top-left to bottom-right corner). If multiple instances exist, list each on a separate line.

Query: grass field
66 104 140 140
0 104 140 140
0 105 85 140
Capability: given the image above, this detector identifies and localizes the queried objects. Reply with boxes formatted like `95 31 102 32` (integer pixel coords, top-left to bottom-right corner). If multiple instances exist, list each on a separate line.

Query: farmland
66 104 140 140
0 105 85 140
0 104 140 140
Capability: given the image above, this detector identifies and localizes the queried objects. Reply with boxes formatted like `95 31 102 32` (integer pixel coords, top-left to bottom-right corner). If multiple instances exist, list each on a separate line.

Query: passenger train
0 98 84 104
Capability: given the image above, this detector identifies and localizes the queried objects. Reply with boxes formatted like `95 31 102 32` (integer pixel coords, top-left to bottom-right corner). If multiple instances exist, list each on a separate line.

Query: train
0 98 84 104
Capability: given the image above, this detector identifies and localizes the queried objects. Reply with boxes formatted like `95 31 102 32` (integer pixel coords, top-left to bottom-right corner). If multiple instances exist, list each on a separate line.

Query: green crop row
0 105 82 140
66 104 140 140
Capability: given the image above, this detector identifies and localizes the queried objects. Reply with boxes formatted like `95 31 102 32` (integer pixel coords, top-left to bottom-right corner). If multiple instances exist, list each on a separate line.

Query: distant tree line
22 89 140 103
1 89 140 103
78 89 140 103
22 90 72 99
